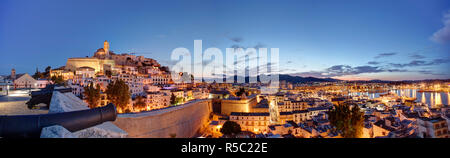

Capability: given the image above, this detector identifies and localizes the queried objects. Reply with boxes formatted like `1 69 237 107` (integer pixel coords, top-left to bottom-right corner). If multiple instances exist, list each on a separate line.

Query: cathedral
65 40 163 75
93 40 111 59
65 40 115 74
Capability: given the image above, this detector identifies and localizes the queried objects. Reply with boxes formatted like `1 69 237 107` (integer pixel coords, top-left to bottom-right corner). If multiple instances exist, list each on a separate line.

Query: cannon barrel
0 103 117 138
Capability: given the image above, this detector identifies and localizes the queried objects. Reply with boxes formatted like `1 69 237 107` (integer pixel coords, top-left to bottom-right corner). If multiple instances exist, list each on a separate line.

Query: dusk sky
1 0 450 81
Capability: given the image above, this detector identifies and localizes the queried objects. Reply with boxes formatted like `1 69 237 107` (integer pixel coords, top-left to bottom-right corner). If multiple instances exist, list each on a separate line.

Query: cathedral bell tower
104 40 110 55
11 68 16 80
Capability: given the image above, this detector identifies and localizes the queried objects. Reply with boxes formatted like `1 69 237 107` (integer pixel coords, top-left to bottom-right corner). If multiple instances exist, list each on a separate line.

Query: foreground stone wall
113 99 212 138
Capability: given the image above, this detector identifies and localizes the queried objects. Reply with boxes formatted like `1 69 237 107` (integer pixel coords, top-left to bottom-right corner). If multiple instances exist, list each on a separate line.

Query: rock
73 123 127 138
48 91 88 113
40 125 75 138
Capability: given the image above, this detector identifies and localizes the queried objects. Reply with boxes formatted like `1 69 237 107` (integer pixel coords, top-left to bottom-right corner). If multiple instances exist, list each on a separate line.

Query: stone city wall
113 99 212 138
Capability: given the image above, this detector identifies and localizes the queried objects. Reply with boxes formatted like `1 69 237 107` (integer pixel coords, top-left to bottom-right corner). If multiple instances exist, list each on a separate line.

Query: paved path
0 101 48 115
0 90 48 115
0 96 30 102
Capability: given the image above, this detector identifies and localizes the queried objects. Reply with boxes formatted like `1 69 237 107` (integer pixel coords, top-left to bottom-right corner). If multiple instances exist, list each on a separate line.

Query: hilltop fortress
65 40 162 75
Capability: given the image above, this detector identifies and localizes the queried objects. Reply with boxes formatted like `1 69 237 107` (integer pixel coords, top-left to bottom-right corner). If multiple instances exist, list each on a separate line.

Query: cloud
430 10 450 44
229 37 243 43
367 61 380 65
230 42 266 50
409 54 425 59
254 42 266 49
418 70 439 75
374 52 397 58
232 56 260 65
328 65 384 75
389 58 450 68
231 44 244 49
279 68 298 73
293 64 405 78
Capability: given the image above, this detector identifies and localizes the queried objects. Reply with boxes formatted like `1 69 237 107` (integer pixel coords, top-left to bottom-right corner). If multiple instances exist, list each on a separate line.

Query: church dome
94 48 107 59
96 48 105 52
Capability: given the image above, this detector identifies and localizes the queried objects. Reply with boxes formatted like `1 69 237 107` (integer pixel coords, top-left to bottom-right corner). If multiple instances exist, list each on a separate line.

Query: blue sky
1 0 449 80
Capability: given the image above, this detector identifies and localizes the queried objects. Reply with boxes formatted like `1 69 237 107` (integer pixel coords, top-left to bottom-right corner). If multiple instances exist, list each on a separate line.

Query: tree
83 83 101 108
51 75 64 85
45 66 51 73
220 121 242 136
105 70 112 78
160 66 170 73
328 103 364 138
235 87 246 97
44 66 52 79
106 79 131 112
134 95 146 110
170 93 176 105
32 68 43 79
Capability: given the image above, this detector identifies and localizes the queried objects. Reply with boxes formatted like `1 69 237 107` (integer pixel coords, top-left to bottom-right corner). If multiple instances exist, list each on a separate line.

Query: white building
151 73 171 85
76 67 96 78
417 117 448 138
36 79 51 88
230 112 270 134
145 92 171 110
13 73 37 89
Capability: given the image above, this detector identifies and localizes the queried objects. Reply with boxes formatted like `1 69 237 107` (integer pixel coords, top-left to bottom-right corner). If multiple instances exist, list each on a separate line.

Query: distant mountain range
202 74 450 84
278 75 340 83
202 74 340 83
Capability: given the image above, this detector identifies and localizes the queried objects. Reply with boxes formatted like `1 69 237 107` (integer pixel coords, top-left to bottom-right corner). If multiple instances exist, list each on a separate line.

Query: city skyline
1 0 450 81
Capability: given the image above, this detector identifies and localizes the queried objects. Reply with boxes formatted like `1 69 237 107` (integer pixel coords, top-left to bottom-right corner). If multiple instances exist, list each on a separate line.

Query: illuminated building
207 121 223 138
50 68 74 80
417 117 448 138
145 92 171 110
65 41 116 74
220 94 258 115
75 67 96 78
230 112 270 134
12 73 37 89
